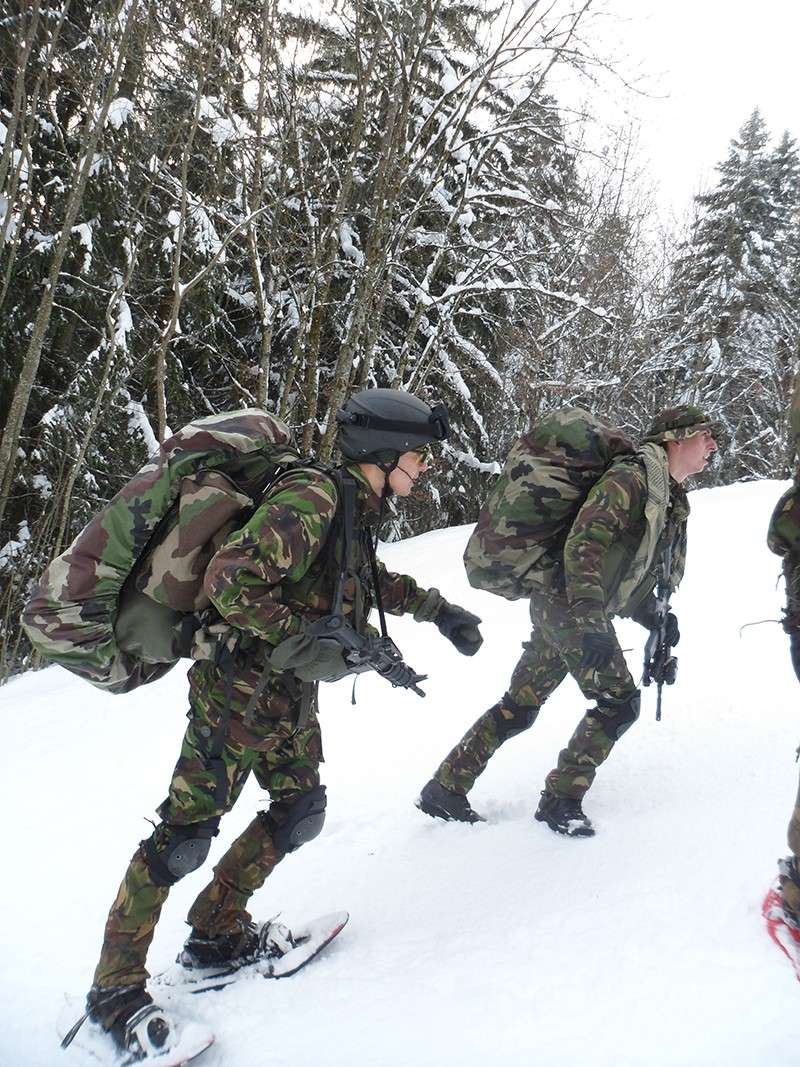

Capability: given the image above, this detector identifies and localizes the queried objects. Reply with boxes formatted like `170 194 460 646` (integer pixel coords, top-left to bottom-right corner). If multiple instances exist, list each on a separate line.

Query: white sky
553 0 800 224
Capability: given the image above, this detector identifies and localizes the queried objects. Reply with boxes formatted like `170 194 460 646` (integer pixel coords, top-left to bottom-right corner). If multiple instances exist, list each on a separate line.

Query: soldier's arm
563 461 648 627
372 559 443 621
204 470 338 644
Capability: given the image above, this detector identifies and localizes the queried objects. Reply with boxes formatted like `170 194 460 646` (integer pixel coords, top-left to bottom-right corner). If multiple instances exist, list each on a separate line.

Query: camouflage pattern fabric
768 377 800 916
463 408 635 601
92 462 437 991
436 452 688 802
565 450 689 626
93 661 321 989
204 464 434 646
22 409 300 693
785 773 800 915
435 588 638 800
642 404 718 444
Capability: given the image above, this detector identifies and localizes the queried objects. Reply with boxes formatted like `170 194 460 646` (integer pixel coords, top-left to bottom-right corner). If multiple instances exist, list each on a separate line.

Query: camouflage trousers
780 767 800 914
92 656 322 991
435 589 639 801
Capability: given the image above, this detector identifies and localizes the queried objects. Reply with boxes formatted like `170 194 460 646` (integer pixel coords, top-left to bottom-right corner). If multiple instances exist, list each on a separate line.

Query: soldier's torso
593 456 689 615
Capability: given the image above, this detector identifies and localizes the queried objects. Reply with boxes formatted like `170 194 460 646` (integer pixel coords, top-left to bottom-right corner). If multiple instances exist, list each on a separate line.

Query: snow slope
2 479 799 1067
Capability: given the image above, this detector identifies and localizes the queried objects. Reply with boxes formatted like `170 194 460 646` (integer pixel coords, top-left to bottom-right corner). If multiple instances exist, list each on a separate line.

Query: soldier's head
643 404 718 483
335 388 449 498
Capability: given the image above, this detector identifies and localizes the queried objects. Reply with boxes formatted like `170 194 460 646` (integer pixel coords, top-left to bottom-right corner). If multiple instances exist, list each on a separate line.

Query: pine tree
656 109 796 481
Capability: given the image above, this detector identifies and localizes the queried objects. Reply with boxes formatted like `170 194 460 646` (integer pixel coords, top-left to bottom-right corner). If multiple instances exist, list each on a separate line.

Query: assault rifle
308 614 427 697
642 542 678 721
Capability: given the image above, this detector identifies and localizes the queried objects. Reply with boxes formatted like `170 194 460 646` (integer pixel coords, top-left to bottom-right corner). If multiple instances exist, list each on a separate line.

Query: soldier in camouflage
84 389 483 1056
418 405 718 836
766 381 800 931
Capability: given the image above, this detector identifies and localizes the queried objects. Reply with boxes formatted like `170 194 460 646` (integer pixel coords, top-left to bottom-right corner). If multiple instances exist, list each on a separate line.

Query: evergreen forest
2 0 799 681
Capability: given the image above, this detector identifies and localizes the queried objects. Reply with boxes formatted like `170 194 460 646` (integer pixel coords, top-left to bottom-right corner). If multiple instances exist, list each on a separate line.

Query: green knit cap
643 404 718 444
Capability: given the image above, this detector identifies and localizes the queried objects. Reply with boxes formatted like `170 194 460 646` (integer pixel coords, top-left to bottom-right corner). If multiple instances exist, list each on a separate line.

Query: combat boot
179 921 261 970
416 778 485 824
83 984 175 1061
179 917 297 971
534 790 594 837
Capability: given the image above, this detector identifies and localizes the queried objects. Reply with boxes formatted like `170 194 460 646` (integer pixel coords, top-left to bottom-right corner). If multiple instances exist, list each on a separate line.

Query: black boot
534 791 594 837
416 779 485 824
180 918 297 971
84 985 174 1060
179 921 260 970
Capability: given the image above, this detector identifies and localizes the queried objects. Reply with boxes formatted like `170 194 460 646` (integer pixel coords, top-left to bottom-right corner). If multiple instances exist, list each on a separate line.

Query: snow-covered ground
2 478 799 1066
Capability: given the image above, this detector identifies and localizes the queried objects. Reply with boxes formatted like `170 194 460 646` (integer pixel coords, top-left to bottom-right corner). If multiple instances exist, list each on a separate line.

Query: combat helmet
336 388 449 464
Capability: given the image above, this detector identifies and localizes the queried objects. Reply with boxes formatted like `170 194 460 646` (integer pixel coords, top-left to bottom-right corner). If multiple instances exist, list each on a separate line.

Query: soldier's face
388 450 430 497
668 430 717 481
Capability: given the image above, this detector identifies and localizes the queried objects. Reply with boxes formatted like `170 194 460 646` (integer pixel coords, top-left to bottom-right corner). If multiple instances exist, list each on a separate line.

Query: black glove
435 602 483 656
579 631 617 671
633 601 680 647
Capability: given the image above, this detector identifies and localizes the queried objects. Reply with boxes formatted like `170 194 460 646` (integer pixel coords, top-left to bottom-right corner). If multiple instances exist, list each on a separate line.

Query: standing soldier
79 389 482 1061
764 382 800 969
418 406 718 836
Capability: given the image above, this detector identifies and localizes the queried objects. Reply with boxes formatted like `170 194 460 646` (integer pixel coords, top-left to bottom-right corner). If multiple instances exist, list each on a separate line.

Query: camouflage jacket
564 451 690 627
203 464 440 652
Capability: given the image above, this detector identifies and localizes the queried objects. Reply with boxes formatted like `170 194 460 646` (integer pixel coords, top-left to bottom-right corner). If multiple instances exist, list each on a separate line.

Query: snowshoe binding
59 984 213 1065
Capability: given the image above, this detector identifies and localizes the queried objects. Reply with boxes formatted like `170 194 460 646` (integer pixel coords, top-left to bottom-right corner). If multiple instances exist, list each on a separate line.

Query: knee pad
492 697 539 742
142 817 221 887
269 786 327 854
593 691 641 741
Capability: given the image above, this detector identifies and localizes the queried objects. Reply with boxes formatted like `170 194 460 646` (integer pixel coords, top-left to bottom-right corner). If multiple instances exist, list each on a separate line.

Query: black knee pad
141 817 221 887
594 690 641 741
270 786 327 854
492 697 539 742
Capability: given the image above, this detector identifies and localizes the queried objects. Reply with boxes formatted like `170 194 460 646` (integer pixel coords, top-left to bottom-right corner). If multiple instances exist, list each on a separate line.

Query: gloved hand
632 601 680 647
434 602 483 656
270 633 350 682
579 631 617 671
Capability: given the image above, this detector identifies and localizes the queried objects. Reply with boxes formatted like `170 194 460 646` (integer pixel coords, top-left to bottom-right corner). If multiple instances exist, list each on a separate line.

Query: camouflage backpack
21 409 303 694
463 407 635 600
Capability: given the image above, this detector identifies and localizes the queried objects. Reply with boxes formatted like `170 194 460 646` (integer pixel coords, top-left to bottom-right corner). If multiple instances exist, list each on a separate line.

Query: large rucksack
21 409 304 693
463 407 635 600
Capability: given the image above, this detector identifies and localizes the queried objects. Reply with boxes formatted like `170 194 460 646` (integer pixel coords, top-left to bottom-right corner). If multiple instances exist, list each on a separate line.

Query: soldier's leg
532 592 639 801
187 691 323 938
781 770 800 918
434 624 568 795
92 661 256 993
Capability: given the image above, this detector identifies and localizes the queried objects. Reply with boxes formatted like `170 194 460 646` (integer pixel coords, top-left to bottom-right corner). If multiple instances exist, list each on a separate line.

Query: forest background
2 0 799 682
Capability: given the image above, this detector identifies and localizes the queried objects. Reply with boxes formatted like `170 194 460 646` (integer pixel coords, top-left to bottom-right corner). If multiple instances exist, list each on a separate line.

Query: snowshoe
58 989 213 1065
416 779 485 823
155 911 349 994
534 791 595 837
763 879 800 983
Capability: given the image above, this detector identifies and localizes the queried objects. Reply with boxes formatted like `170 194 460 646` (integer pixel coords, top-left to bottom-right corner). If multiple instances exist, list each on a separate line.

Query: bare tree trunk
0 0 143 532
